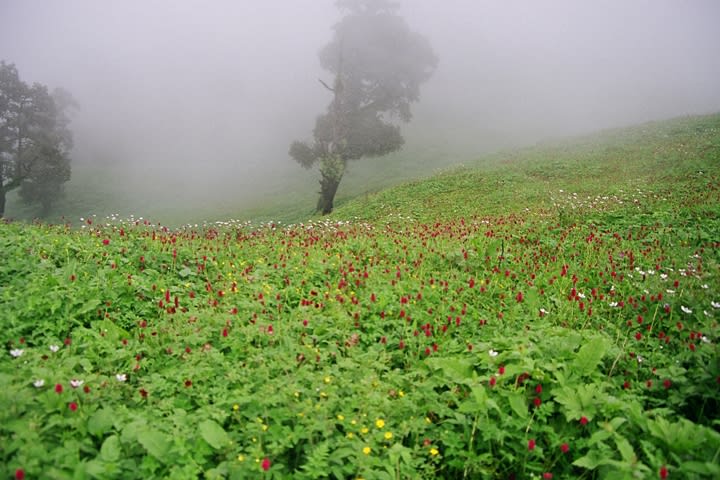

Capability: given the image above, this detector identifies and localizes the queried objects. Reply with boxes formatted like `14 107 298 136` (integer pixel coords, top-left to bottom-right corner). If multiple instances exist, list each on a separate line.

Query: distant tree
289 0 437 214
0 61 76 218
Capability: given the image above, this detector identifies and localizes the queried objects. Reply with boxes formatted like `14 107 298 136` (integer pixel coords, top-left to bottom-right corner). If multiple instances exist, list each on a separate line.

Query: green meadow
1 114 719 479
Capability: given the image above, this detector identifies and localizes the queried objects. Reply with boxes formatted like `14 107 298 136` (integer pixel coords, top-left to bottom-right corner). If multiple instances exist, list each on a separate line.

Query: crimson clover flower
560 443 569 453
55 383 64 394
261 457 271 471
580 416 589 426
68 402 78 412
528 439 536 451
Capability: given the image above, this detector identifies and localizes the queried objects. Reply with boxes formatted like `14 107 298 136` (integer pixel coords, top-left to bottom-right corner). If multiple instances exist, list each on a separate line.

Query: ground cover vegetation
1 114 719 479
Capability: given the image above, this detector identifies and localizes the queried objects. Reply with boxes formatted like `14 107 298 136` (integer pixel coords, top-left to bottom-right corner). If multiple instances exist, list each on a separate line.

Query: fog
1 0 719 221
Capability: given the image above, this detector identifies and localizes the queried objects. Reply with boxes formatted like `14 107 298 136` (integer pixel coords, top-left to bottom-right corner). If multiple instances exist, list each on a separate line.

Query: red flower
623 381 631 389
663 379 672 389
55 383 63 394
15 468 25 480
535 384 542 394
261 457 271 471
533 397 542 408
580 416 588 426
489 376 497 387
184 380 192 388
560 443 569 453
68 402 78 412
498 365 505 375
659 465 668 479
222 328 228 337
139 388 148 398
543 473 553 479
528 439 536 451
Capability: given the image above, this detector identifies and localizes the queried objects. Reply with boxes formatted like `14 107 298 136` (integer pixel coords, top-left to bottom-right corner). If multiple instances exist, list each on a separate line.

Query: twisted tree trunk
317 172 342 215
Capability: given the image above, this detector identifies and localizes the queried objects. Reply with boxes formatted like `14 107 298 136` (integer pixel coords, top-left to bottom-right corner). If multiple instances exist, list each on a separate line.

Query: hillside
1 114 719 479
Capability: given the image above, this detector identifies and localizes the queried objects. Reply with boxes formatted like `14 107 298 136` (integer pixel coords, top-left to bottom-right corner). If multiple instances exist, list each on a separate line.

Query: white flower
666 289 675 294
711 301 720 309
681 306 692 314
9 349 24 358
488 349 499 357
701 284 709 289
701 336 710 344
116 374 127 382
49 345 60 352
637 355 643 363
539 308 549 315
70 379 84 388
609 302 619 307
577 292 586 299
33 379 45 388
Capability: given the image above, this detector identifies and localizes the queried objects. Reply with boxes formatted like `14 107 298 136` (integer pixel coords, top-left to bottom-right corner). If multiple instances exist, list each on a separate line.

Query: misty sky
1 0 719 213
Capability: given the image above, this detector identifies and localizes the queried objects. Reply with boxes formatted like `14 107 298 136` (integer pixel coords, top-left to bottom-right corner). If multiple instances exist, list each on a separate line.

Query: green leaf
85 459 107 479
614 435 635 463
137 429 170 461
507 393 528 419
88 408 115 437
198 420 230 450
100 435 121 462
681 461 720 476
572 336 609 377
426 357 474 384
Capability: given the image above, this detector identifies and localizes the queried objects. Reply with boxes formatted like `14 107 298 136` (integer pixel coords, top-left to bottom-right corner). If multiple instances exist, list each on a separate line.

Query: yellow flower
232 404 239 411
237 454 245 462
398 390 405 397
337 414 345 421
347 432 354 439
261 424 268 431
324 376 331 384
350 419 357 425
375 419 385 429
362 446 371 455
430 448 439 456
384 431 393 440
361 427 369 434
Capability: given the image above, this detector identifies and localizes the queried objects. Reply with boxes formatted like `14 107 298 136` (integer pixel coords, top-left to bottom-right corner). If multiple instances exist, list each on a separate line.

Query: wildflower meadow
1 114 719 479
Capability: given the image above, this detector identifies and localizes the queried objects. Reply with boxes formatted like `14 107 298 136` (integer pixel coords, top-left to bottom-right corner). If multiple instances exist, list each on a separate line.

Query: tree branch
318 78 335 92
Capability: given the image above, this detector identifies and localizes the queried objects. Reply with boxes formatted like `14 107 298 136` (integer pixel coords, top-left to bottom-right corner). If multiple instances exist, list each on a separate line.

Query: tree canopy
0 61 75 218
289 0 436 214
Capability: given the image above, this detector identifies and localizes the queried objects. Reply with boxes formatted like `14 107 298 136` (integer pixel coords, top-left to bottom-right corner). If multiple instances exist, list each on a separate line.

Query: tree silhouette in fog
290 0 436 214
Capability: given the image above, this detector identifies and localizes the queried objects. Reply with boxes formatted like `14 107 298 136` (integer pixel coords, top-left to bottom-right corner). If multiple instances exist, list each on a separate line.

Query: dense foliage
1 114 719 479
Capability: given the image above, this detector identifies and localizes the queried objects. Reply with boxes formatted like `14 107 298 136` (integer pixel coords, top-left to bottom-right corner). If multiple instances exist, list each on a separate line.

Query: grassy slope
330 114 720 223
1 114 719 479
